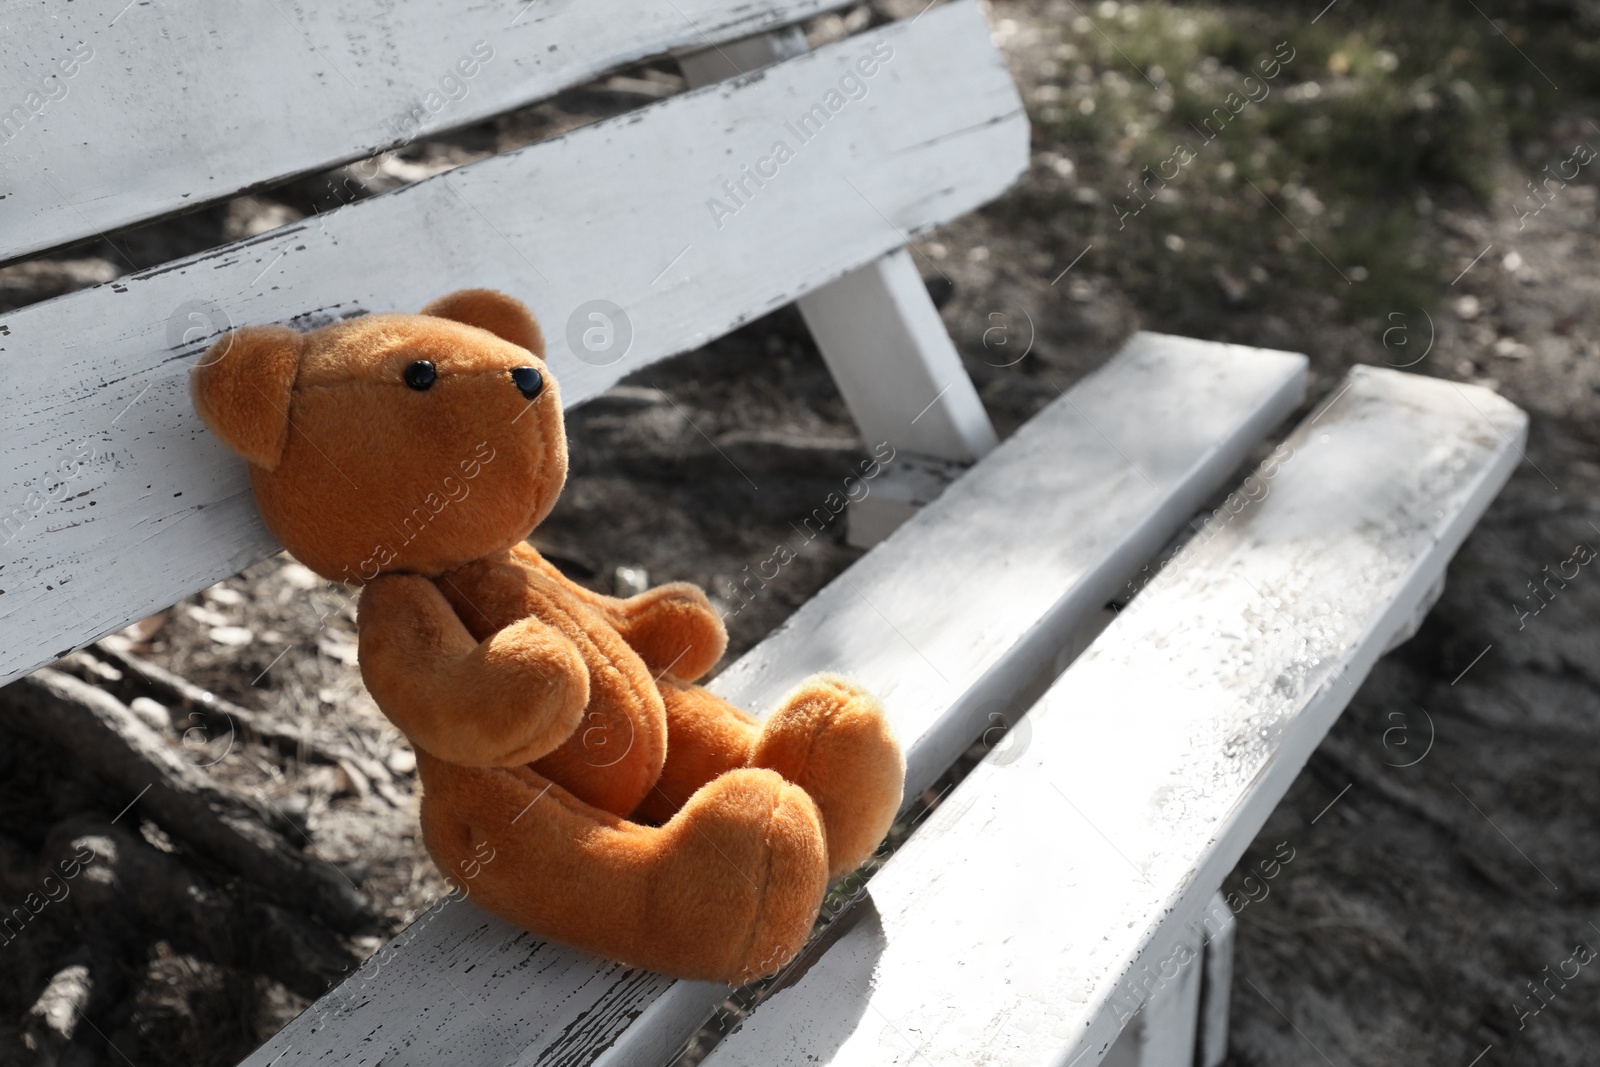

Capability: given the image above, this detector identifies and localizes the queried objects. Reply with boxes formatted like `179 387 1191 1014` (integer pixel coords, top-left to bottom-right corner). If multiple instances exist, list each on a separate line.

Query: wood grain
0 0 847 262
0 1 1028 688
698 368 1526 1066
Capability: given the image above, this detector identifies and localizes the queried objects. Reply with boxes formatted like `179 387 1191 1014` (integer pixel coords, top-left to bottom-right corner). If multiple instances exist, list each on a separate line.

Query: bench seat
241 333 1306 1066
695 367 1526 1066
2 1 1527 1062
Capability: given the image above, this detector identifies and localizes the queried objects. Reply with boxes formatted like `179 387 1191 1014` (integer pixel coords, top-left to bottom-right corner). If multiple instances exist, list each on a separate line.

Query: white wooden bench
0 3 1524 1066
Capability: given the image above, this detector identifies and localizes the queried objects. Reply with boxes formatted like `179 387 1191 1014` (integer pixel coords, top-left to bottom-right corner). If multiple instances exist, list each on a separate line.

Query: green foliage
1003 0 1599 332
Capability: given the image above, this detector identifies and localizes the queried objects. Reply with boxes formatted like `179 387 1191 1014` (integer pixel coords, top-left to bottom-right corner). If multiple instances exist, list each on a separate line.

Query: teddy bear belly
437 572 667 818
528 646 667 817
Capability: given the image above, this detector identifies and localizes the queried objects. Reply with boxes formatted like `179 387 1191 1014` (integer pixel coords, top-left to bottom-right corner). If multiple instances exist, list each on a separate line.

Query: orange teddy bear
190 289 904 983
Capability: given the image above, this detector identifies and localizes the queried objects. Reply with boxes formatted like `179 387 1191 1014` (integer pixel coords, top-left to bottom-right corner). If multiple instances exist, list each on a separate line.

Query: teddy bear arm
603 583 728 682
514 544 726 680
358 575 590 767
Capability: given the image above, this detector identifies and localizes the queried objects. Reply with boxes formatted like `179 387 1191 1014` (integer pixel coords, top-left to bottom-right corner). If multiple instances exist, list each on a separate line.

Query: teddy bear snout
511 366 545 400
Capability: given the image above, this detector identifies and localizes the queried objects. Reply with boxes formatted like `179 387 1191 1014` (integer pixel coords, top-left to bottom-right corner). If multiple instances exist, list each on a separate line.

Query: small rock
184 604 230 628
279 562 323 590
205 585 245 606
613 565 650 598
119 610 168 644
335 759 370 800
278 794 313 835
316 629 359 665
209 626 255 647
97 634 135 655
1453 295 1481 320
385 748 418 776
334 859 372 886
128 696 170 732
808 11 847 44
1214 266 1248 303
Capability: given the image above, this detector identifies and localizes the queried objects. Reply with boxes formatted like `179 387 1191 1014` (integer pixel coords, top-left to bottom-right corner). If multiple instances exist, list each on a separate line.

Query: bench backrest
1 0 833 264
0 0 1028 687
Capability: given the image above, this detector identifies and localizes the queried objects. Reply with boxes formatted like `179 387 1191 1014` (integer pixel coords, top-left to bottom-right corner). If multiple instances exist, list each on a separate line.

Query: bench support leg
1103 891 1234 1067
1382 571 1446 653
1196 891 1236 1067
794 249 998 464
677 31 999 548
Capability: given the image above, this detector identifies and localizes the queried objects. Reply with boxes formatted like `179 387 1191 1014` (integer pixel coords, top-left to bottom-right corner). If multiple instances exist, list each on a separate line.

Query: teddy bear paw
751 675 906 881
660 767 828 983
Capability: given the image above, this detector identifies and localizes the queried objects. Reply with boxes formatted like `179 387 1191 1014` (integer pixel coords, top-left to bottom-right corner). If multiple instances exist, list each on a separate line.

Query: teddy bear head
191 289 566 582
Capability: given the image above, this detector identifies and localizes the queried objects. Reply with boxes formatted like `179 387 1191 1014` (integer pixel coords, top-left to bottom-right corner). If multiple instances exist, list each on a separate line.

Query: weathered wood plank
679 30 1000 466
0 0 847 262
698 368 1526 1066
0 1 1027 687
799 247 1001 464
240 334 1308 1067
1101 919 1204 1067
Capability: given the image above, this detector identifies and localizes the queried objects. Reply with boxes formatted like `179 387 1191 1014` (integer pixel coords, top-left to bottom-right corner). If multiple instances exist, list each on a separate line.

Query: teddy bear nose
511 366 544 401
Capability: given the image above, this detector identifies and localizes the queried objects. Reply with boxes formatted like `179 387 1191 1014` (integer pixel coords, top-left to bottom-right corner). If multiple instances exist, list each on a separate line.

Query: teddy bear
189 289 905 983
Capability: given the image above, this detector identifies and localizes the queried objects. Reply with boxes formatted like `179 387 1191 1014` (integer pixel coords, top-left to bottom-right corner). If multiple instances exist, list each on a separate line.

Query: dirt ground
1 1 1597 1065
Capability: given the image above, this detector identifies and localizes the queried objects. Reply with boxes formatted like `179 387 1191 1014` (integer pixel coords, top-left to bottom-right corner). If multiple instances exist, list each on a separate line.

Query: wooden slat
0 1 1027 686
698 367 1527 1066
679 30 1001 466
240 334 1307 1067
0 0 845 263
799 247 1001 463
1101 920 1205 1067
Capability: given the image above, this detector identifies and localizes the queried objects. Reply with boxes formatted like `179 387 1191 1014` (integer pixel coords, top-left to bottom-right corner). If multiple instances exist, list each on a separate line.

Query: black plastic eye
404 360 437 391
511 366 544 401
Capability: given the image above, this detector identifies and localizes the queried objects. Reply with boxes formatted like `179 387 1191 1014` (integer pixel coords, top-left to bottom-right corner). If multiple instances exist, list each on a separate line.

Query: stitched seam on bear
733 787 786 978
794 679 850 794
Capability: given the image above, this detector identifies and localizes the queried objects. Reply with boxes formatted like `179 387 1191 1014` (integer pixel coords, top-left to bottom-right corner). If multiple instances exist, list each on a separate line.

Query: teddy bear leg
750 674 905 880
418 752 826 983
630 677 759 825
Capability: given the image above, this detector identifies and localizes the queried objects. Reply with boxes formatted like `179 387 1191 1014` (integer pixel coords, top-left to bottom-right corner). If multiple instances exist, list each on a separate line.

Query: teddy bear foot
751 674 906 880
419 759 827 984
659 767 830 983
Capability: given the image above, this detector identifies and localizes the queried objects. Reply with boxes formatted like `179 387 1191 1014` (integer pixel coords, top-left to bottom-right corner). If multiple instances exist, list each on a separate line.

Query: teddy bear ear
419 288 544 356
190 325 303 471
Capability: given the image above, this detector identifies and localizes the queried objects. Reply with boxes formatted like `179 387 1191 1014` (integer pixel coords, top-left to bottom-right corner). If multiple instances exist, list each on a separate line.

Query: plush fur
190 289 905 983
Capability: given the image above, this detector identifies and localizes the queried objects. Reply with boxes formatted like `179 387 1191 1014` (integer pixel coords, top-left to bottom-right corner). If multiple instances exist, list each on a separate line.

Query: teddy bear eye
511 366 544 400
404 360 437 391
